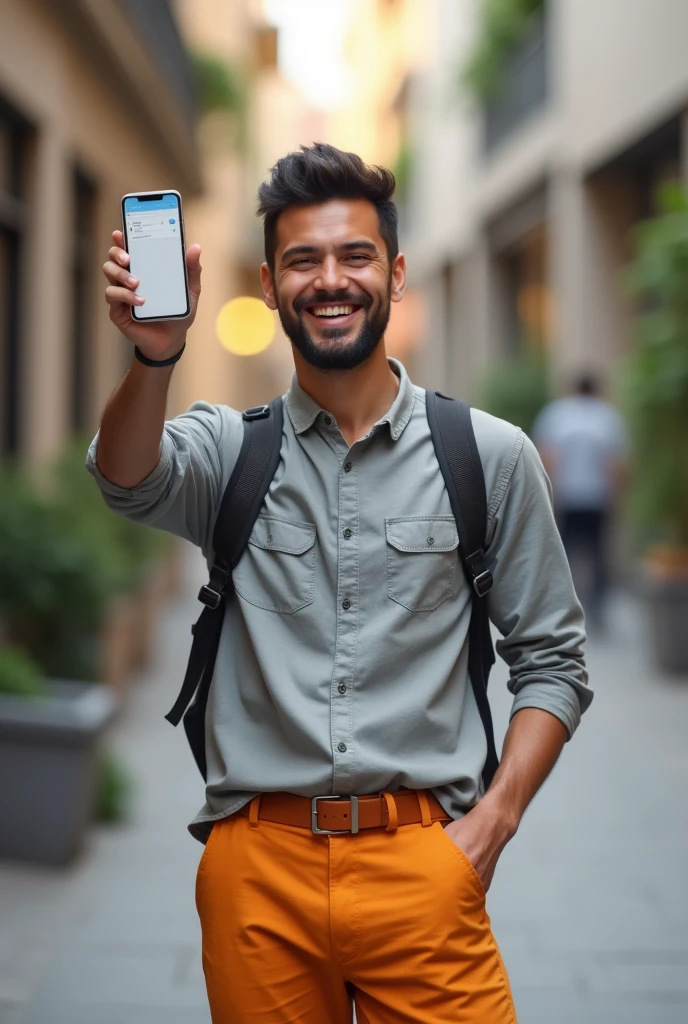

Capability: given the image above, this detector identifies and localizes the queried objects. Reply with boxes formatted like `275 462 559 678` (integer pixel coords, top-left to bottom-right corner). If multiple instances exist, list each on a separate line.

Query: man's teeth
312 305 354 317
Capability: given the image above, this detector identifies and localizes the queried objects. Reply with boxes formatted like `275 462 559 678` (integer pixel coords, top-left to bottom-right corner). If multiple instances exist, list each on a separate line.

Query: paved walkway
1 545 687 1023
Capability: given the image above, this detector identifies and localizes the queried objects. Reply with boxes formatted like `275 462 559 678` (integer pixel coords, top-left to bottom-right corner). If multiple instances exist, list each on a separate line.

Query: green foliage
622 182 688 547
0 464 113 678
190 51 246 149
94 749 134 823
0 438 167 679
51 436 166 594
476 352 550 435
462 0 545 102
392 136 413 202
0 645 47 698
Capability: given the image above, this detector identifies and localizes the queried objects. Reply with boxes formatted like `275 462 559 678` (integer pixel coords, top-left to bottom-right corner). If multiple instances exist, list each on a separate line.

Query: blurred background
0 1 687 1022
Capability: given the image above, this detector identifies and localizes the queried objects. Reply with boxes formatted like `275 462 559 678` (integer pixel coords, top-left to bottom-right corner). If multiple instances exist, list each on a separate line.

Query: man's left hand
442 794 518 892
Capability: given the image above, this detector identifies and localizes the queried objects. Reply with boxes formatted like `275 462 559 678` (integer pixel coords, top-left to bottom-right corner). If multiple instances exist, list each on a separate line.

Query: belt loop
248 795 262 828
417 790 432 827
382 791 398 832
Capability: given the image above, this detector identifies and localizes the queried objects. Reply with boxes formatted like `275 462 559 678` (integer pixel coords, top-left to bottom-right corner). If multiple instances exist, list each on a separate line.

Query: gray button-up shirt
87 360 591 842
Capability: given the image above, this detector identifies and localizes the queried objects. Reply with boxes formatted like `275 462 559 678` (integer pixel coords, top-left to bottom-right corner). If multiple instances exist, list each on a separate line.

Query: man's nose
313 256 348 293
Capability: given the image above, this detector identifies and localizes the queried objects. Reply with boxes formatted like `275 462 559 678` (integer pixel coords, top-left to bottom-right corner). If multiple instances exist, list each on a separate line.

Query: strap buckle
198 563 231 610
311 795 359 835
472 569 493 597
243 405 270 421
197 584 223 610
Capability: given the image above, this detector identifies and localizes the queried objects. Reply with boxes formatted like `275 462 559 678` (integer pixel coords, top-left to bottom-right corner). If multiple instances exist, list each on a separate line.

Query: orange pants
196 796 517 1023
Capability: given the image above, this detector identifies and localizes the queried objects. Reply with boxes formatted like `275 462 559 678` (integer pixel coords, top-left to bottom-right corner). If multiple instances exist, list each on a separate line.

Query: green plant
622 182 688 548
94 749 134 823
0 439 168 680
476 351 549 435
462 0 545 102
392 136 413 202
0 465 114 678
51 436 167 594
190 51 247 149
0 645 47 698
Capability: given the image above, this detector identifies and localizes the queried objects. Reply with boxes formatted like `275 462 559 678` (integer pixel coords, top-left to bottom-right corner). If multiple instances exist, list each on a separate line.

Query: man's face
261 199 405 371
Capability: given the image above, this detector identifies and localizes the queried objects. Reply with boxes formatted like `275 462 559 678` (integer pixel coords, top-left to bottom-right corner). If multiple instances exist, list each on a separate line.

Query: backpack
165 391 499 789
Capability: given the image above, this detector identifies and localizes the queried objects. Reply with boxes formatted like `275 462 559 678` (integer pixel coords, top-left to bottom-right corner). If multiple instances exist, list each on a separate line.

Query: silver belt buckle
311 795 359 835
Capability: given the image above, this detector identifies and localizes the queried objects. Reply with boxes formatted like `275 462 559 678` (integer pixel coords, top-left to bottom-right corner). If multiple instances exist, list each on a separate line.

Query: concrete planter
642 550 688 674
0 681 117 865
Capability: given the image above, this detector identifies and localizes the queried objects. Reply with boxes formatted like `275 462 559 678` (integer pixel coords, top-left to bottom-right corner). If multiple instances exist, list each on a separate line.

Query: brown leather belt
236 789 451 835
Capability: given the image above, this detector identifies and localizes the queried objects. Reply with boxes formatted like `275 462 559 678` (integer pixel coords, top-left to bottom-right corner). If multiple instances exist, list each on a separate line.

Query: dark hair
574 373 599 397
257 142 398 271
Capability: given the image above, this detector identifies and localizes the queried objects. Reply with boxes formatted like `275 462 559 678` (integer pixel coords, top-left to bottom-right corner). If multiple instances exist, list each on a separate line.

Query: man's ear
390 253 406 303
261 263 277 310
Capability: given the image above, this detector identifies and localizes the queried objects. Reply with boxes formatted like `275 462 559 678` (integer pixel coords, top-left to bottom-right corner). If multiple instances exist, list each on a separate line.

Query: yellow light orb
216 297 275 356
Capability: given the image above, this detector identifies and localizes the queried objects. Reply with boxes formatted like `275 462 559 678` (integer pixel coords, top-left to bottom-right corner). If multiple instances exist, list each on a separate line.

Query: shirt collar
284 358 415 442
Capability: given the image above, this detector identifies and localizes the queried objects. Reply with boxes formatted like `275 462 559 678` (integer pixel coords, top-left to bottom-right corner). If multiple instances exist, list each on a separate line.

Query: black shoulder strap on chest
425 390 499 790
164 398 284 779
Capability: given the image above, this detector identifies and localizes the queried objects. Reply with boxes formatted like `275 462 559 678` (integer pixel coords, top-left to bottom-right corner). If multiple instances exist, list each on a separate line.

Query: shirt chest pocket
385 516 459 612
233 515 316 614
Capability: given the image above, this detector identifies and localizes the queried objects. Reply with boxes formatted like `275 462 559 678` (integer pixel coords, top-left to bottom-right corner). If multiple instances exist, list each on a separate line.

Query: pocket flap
385 517 459 553
248 516 316 555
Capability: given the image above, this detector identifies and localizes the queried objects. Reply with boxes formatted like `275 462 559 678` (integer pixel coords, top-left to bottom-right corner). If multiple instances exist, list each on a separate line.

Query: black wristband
134 343 186 367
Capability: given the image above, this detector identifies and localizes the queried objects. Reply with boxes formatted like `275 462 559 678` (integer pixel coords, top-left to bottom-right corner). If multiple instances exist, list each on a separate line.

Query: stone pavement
1 544 687 1023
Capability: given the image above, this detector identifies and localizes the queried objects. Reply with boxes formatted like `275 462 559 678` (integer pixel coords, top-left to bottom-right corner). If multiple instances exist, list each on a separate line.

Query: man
533 374 628 630
89 143 591 1023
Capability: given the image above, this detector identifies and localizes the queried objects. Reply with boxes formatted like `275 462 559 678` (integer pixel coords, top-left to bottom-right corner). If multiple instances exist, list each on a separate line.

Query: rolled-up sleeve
86 401 244 556
486 434 593 737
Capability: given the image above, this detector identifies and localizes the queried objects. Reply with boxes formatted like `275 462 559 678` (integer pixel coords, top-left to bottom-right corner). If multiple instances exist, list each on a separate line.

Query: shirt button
343 528 353 539
324 416 332 426
338 683 347 694
344 462 352 473
337 742 347 753
427 536 435 546
342 599 351 610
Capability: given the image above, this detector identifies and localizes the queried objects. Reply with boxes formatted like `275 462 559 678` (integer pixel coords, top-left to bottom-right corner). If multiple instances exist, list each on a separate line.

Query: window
70 169 97 433
0 97 31 455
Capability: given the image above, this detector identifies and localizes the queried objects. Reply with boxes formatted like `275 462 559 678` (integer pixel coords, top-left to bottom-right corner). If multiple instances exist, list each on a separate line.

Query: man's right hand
102 229 202 363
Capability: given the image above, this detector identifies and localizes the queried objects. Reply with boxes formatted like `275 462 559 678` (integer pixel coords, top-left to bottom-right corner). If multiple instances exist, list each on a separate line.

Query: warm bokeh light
216 297 276 356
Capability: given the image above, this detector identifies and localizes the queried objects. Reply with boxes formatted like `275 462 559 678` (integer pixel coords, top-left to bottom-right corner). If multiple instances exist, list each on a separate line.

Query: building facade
404 0 688 401
0 0 200 462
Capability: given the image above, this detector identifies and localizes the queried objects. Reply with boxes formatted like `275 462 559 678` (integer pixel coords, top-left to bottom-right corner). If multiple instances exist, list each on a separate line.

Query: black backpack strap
165 397 284 778
425 389 499 790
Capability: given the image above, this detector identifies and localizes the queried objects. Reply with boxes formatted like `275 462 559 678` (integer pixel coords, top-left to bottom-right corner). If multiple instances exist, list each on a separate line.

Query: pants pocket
432 821 486 901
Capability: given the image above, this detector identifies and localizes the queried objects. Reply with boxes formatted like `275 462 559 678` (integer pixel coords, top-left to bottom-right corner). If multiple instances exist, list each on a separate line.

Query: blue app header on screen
124 194 179 213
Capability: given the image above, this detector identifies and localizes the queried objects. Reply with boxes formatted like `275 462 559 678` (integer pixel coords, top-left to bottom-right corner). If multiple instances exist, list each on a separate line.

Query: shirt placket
324 422 361 795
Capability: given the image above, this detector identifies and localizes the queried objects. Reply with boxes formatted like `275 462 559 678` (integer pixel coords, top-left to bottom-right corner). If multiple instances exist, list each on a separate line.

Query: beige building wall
406 0 688 399
0 0 200 462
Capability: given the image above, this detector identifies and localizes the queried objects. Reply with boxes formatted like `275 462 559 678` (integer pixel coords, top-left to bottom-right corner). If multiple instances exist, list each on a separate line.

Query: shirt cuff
86 431 174 499
509 678 591 739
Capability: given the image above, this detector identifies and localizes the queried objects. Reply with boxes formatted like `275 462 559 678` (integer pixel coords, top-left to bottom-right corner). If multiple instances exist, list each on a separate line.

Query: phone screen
122 193 189 320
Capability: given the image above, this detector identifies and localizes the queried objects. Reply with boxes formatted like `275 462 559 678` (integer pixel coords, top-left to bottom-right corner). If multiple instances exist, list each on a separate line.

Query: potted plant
0 645 117 864
624 182 688 672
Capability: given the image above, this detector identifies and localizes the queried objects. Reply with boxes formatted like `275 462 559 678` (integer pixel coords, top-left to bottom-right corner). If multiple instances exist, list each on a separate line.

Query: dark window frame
0 96 32 456
70 167 97 434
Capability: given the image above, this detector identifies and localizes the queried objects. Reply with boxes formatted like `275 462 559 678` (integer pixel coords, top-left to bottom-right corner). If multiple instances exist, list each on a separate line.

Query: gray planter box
642 572 688 674
0 681 117 865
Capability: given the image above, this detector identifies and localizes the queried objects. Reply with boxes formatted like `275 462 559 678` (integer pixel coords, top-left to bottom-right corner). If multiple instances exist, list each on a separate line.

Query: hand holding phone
103 190 202 363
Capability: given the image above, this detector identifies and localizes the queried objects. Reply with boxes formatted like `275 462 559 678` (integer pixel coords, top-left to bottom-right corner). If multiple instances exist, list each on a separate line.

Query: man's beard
276 287 391 371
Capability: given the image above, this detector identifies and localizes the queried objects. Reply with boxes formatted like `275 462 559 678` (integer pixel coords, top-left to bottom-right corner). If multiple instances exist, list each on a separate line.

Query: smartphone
121 190 190 321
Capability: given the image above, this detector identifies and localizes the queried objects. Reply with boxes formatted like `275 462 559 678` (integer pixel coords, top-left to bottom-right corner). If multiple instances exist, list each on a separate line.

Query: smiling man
89 143 591 1023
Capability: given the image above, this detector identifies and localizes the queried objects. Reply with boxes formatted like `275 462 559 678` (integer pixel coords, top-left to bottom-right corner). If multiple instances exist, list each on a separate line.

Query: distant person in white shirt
533 374 628 629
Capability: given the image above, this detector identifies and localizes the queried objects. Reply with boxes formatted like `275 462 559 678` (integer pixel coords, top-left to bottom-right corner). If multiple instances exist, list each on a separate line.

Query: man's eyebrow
339 240 378 253
280 244 318 262
280 240 380 263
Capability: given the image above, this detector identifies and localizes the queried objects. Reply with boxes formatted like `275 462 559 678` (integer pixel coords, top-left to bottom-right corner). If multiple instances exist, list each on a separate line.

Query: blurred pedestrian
533 374 628 629
88 143 591 1023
